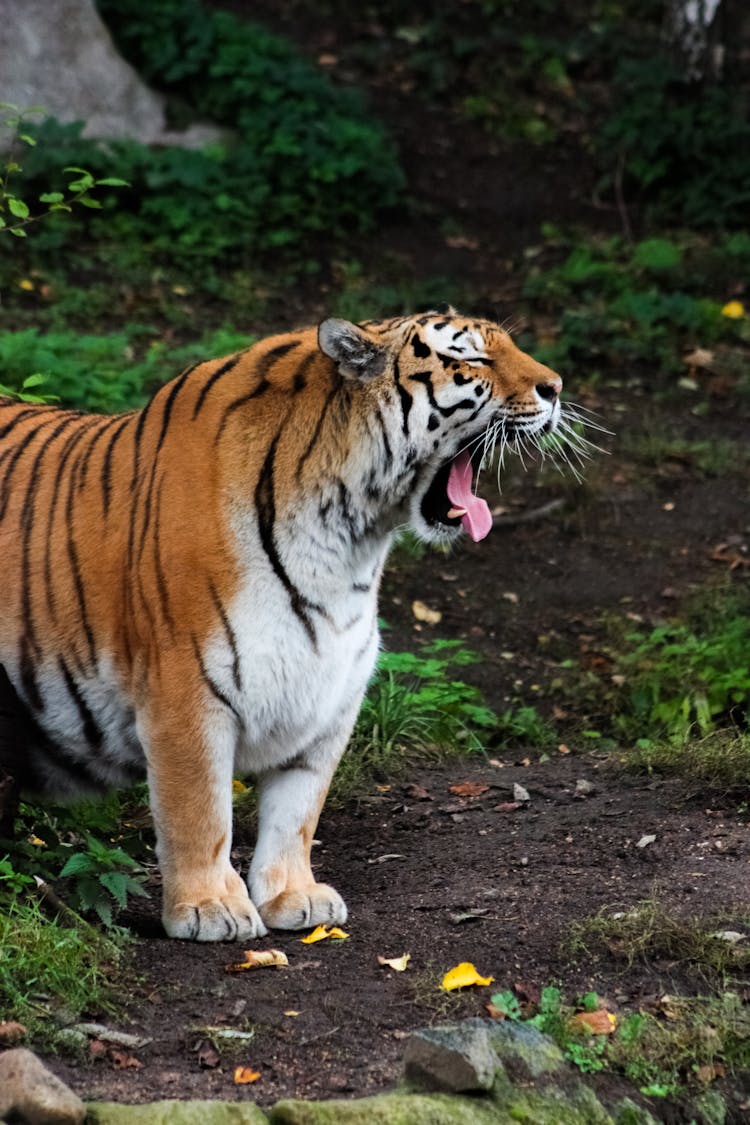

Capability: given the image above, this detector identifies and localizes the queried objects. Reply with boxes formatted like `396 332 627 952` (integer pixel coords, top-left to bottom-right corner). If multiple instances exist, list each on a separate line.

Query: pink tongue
447 451 493 542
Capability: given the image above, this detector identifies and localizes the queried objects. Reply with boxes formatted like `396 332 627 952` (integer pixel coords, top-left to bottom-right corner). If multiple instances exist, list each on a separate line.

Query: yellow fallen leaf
234 1066 261 1084
441 962 494 991
721 300 744 319
412 599 442 625
27 835 47 847
301 924 349 944
284 1010 300 1017
567 1009 617 1035
226 949 289 972
232 779 247 794
377 953 411 972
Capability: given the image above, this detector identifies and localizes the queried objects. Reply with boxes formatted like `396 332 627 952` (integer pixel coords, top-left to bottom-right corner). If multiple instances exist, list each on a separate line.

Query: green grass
566 900 750 982
0 896 126 1039
618 428 750 479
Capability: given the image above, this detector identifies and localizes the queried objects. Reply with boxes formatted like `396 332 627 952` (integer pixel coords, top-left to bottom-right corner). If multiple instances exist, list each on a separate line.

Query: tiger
0 308 563 941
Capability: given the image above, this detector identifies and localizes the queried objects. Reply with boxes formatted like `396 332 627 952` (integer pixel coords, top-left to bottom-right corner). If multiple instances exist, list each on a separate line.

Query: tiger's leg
140 696 266 942
248 707 360 930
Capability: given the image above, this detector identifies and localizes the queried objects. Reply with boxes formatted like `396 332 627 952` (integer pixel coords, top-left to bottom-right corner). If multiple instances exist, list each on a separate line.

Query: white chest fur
210 519 385 776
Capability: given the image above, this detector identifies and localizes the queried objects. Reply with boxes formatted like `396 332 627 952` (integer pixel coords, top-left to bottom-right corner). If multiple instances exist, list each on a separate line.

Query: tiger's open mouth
420 447 492 542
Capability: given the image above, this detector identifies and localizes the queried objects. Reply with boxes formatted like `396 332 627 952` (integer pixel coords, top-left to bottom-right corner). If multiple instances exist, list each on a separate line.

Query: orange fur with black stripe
0 310 563 940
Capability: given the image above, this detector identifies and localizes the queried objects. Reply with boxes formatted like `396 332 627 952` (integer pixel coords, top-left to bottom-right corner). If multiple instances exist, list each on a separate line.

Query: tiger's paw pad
258 884 347 931
164 895 268 942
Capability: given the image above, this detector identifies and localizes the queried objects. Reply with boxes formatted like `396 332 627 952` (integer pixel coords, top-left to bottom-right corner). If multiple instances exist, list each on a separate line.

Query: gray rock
613 1098 661 1125
0 0 225 149
87 1102 267 1124
487 1019 566 1078
404 1022 499 1093
0 1047 86 1124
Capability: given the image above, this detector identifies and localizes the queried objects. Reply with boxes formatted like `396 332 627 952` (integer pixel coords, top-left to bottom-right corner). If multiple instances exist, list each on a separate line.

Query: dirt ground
37 5 750 1119
45 406 750 1120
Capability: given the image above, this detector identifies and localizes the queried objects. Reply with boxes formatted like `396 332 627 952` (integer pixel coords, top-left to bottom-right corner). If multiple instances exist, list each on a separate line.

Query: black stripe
394 359 413 436
58 657 103 749
255 434 322 647
43 418 101 623
19 644 44 712
154 370 190 460
77 413 123 491
373 405 393 467
129 395 155 493
152 474 175 636
409 370 477 417
0 416 57 521
208 580 242 692
19 415 83 660
100 415 130 517
296 374 342 480
191 355 240 420
136 370 191 563
412 334 431 358
64 425 101 668
213 379 270 446
190 636 242 724
0 406 47 441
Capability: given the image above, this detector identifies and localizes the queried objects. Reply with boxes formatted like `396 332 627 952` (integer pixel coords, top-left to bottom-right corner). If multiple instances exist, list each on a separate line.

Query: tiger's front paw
258 883 347 931
163 894 268 942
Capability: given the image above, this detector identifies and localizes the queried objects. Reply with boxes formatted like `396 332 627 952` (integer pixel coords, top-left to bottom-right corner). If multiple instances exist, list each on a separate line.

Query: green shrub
14 1 403 271
598 58 750 228
522 231 748 377
619 617 750 742
609 589 750 744
0 325 254 411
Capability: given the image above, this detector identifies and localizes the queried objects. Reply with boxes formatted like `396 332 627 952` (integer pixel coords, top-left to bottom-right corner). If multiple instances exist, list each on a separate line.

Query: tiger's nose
536 378 561 401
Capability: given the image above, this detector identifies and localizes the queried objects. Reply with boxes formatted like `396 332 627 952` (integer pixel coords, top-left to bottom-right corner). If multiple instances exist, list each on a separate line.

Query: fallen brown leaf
449 782 489 798
0 1021 26 1045
404 783 432 800
567 1010 617 1035
412 599 442 625
695 1062 725 1084
226 948 289 972
109 1046 144 1070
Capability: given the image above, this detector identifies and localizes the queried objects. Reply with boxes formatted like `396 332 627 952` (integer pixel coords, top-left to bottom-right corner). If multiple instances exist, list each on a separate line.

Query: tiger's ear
318 318 387 380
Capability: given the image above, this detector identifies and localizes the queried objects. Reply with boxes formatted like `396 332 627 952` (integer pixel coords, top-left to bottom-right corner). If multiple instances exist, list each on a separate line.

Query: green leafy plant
617 612 750 743
2 789 153 929
489 977 750 1094
59 835 149 928
332 640 498 800
0 103 128 238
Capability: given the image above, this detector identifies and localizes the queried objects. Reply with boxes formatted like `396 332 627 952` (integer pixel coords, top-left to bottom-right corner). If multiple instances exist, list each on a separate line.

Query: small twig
614 152 633 244
494 498 566 527
30 875 100 937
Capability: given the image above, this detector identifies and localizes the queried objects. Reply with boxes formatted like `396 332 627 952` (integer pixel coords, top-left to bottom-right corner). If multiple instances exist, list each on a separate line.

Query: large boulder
0 0 223 149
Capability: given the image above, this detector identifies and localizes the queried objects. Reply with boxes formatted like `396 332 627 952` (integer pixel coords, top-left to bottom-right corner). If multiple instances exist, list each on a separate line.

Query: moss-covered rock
87 1101 268 1124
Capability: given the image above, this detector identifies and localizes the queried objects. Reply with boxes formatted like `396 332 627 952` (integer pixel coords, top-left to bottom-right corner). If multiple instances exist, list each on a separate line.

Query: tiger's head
318 308 563 545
